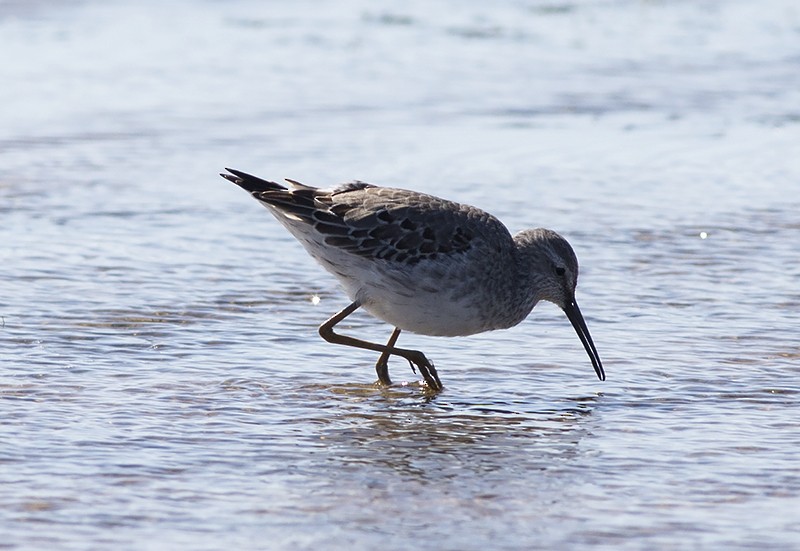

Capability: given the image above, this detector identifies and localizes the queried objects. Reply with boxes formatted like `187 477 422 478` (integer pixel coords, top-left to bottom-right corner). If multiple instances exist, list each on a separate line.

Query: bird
220 168 604 391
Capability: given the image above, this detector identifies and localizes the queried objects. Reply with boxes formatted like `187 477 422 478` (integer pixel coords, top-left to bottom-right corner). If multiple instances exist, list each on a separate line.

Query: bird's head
516 228 605 381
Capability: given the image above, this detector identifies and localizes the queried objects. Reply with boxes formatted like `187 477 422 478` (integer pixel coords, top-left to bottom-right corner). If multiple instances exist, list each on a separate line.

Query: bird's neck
511 231 557 309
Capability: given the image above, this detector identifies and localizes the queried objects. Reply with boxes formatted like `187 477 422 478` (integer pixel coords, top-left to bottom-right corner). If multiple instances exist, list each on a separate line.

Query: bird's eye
555 266 566 276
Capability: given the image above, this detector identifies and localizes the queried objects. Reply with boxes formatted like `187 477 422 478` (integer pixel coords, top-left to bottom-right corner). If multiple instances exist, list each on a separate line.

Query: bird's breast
275 213 525 336
359 287 488 337
341 255 509 337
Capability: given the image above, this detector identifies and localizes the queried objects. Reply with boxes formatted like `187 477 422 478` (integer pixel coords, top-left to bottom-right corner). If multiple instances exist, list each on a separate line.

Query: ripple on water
3 0 800 549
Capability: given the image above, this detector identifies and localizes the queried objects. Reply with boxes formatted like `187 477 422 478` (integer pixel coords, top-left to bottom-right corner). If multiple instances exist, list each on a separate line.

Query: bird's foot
404 351 443 391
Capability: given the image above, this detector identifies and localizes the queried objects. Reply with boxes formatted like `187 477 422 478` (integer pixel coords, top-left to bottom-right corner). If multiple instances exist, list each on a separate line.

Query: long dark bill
563 299 605 381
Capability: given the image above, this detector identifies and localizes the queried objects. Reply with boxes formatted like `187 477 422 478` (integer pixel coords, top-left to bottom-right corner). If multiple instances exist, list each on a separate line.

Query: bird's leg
374 327 401 386
318 303 443 391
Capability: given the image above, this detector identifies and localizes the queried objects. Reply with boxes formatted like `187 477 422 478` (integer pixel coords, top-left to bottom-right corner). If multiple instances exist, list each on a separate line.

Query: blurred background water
1 0 799 549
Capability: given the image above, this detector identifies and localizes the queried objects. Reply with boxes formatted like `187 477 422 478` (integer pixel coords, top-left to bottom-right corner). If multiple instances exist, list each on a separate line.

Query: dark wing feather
252 182 375 228
222 169 511 266
315 187 507 266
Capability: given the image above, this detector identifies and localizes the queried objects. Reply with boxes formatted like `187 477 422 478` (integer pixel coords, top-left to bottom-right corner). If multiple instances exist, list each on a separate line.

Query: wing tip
220 168 285 193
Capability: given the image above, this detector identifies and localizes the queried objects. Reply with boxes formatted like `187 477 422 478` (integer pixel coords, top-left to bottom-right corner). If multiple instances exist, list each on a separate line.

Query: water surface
2 0 799 549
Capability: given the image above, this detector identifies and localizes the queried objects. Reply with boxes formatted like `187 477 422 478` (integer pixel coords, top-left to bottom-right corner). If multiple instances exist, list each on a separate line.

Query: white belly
275 213 500 337
320 255 490 337
360 288 485 337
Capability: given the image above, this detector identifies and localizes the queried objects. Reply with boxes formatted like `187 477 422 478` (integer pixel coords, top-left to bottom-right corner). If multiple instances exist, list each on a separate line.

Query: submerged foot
403 350 443 391
374 356 392 386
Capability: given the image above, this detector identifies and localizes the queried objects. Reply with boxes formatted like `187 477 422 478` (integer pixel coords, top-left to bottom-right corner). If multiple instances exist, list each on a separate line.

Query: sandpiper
221 168 604 391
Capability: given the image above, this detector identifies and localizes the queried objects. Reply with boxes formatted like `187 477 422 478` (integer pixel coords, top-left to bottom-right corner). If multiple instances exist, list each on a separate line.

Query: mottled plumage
221 168 604 391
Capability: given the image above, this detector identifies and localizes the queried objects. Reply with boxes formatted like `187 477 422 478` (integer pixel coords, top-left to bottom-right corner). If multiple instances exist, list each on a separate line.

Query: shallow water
2 0 800 549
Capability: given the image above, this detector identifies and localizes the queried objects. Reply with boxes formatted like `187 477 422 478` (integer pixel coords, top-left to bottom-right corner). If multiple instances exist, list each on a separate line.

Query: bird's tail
220 168 286 193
